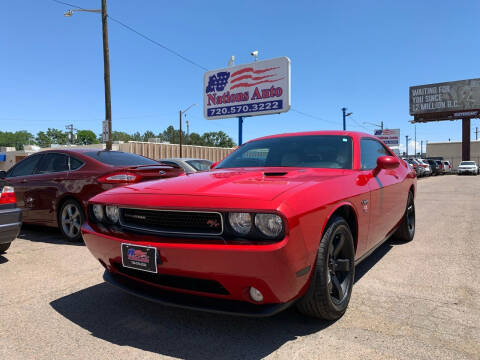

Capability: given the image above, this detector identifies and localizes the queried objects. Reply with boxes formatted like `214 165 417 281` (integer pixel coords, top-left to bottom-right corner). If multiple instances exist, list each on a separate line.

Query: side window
36 153 69 174
8 154 43 177
360 138 391 170
69 156 84 170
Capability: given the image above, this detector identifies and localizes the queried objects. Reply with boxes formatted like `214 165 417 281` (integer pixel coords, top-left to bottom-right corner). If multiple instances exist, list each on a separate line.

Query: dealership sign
374 129 400 146
204 57 291 119
410 78 480 122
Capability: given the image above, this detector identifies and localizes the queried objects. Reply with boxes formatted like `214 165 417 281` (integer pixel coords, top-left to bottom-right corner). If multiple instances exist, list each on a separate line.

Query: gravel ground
0 175 479 360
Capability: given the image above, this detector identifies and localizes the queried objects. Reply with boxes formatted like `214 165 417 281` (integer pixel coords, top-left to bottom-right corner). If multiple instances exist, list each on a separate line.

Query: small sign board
204 57 291 119
410 78 480 122
374 129 400 146
102 120 109 142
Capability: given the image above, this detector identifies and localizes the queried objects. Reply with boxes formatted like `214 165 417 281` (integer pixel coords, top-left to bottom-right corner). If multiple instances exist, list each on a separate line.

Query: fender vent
263 172 288 177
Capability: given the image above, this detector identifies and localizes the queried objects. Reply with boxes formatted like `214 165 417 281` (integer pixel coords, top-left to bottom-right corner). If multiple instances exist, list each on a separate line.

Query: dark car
426 159 441 176
0 150 184 242
0 184 22 253
404 158 424 177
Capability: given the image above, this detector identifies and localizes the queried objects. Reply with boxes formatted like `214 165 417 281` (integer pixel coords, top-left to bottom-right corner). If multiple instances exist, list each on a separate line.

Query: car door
4 153 44 222
360 138 404 247
26 153 70 225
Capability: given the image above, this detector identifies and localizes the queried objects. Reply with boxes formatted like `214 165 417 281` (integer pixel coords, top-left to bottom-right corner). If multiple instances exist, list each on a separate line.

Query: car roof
249 131 376 143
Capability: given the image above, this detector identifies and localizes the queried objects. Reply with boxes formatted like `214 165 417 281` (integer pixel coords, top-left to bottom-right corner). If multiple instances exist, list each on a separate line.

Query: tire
0 242 11 254
393 191 415 242
58 199 85 242
296 217 355 320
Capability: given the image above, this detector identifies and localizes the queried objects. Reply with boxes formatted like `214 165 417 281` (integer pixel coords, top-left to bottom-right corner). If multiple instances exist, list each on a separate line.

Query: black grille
120 208 223 235
113 263 229 295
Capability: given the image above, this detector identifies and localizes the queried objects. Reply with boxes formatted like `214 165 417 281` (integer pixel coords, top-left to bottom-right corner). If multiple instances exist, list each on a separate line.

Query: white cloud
398 140 422 156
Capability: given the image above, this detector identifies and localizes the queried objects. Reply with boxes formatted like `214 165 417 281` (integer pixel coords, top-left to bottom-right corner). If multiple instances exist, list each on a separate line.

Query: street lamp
179 104 196 157
64 1 112 151
342 107 352 130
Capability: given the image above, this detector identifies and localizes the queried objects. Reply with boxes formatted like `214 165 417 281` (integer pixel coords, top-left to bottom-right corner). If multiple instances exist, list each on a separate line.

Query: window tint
85 151 158 166
360 138 391 170
36 153 69 174
186 160 213 171
70 156 84 170
218 135 353 169
9 154 42 177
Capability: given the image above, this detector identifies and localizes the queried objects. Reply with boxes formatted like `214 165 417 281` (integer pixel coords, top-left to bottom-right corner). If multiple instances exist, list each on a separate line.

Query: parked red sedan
0 150 184 241
82 131 416 319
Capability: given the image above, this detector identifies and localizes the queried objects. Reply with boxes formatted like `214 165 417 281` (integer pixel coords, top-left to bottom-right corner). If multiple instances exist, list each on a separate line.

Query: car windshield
84 151 159 166
460 161 476 166
186 159 212 171
217 135 353 169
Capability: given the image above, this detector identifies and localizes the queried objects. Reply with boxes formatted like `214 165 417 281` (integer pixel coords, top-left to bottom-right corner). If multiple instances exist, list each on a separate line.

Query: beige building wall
426 141 480 169
118 142 234 162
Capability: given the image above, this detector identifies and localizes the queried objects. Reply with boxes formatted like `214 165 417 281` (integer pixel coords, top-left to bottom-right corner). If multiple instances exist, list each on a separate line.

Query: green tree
201 131 235 147
161 125 184 144
131 131 142 142
188 132 204 146
142 130 156 142
76 130 99 145
112 131 132 142
0 131 35 150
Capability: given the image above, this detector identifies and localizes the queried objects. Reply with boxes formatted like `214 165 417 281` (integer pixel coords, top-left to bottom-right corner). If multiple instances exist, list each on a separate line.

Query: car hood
99 167 348 201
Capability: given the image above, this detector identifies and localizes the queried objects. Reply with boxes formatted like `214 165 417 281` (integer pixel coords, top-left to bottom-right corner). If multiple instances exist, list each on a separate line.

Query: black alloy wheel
393 191 415 242
297 217 355 320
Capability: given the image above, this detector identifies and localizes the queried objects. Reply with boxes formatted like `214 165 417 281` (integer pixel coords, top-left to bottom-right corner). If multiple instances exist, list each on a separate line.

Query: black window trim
360 137 395 171
68 155 85 172
6 153 45 178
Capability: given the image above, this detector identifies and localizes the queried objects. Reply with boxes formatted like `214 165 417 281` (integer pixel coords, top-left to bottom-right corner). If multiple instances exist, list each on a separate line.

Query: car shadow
0 255 8 264
51 282 333 360
50 237 401 358
17 225 84 246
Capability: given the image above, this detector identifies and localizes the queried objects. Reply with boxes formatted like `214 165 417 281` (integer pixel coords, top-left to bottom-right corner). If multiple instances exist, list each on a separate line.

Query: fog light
105 205 120 223
249 286 263 302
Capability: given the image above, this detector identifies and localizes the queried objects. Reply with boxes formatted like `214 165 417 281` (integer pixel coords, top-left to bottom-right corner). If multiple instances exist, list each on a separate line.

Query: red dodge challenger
82 131 416 319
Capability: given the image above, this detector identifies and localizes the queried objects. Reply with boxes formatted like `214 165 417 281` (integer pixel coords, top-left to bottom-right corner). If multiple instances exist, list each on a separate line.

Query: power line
51 0 84 10
290 108 337 125
107 16 209 71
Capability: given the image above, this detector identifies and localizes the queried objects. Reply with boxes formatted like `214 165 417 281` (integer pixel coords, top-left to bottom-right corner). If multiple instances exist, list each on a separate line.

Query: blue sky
2 0 479 153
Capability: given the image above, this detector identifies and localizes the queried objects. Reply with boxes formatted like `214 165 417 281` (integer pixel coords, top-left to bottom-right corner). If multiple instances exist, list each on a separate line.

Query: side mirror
376 156 400 172
0 170 6 178
210 161 219 170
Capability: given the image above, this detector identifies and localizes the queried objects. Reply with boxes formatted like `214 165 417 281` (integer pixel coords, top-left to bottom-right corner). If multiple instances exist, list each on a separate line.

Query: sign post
203 57 291 145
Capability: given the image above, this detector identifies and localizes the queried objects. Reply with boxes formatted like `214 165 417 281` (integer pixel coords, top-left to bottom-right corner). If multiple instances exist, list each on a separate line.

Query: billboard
374 129 400 146
204 57 290 119
410 78 480 122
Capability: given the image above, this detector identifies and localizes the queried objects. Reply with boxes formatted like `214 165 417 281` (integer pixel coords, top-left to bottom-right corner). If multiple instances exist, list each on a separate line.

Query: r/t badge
361 199 369 213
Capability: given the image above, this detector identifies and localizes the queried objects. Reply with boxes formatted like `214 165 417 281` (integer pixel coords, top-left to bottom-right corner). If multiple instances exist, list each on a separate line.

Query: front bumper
458 169 477 174
82 223 312 313
0 207 21 244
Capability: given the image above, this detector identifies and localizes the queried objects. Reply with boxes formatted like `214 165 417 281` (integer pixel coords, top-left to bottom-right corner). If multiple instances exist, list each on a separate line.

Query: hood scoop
263 171 288 177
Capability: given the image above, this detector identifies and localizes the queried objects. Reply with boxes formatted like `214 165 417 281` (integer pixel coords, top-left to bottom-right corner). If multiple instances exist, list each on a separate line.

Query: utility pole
421 140 423 157
65 124 76 144
381 121 384 131
185 120 190 145
101 0 112 151
476 127 479 141
179 110 183 157
342 107 352 131
414 125 417 157
405 135 409 158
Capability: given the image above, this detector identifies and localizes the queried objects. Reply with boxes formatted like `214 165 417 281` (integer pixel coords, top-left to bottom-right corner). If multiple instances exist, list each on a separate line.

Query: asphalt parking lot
1 175 479 360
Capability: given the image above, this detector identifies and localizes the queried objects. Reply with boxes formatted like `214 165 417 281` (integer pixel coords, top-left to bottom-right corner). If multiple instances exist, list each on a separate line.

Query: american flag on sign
228 66 283 90
205 66 284 93
381 129 396 135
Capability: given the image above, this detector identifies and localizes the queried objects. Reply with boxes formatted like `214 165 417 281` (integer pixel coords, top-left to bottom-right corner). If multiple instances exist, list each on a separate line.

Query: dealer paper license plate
121 243 158 273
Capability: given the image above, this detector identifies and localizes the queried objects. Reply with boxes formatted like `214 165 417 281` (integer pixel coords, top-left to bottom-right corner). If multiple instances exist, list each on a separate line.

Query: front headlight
92 204 104 222
105 205 120 223
255 213 283 238
228 212 252 235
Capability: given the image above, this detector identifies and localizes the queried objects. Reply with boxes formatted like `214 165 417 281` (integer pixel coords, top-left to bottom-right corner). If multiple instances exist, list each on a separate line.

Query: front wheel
296 217 355 320
0 242 11 254
58 199 84 242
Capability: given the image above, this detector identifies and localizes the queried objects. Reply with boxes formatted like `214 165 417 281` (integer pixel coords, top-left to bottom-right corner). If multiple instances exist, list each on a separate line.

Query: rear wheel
393 191 415 242
59 199 84 242
0 242 11 254
296 217 355 320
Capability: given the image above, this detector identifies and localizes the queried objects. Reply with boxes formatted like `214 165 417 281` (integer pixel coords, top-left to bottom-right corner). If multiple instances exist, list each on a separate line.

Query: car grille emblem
159 170 166 175
207 219 220 228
